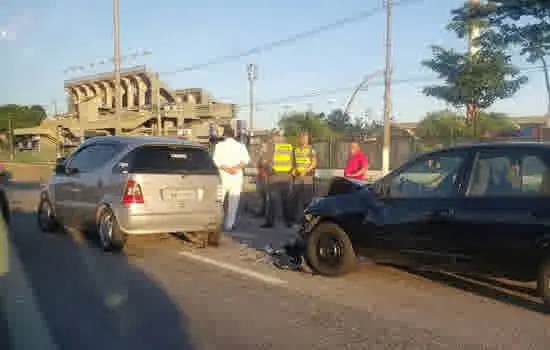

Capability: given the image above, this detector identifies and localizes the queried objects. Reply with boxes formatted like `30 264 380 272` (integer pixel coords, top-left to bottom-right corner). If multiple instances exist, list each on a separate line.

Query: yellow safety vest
272 143 293 173
294 146 313 173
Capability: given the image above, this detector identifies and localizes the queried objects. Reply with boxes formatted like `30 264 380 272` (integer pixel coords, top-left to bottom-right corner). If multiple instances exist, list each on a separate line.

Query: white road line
179 251 287 286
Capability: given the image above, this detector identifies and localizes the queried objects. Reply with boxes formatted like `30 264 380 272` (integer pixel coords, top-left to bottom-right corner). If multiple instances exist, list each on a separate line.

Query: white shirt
212 137 250 182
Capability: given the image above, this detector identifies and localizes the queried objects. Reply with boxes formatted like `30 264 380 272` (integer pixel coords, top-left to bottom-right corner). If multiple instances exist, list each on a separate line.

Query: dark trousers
256 177 266 217
292 176 314 221
264 176 292 226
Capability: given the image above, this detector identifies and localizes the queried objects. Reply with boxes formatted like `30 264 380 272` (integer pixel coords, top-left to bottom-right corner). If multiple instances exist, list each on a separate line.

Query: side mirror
65 166 79 175
54 158 66 175
373 182 390 198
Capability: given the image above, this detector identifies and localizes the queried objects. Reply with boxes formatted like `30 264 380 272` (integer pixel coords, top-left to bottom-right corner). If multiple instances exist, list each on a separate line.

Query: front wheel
97 207 126 252
37 198 58 232
305 221 357 277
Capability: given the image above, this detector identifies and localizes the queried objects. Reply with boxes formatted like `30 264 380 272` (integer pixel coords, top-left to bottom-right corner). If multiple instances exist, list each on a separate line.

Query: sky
1 0 548 129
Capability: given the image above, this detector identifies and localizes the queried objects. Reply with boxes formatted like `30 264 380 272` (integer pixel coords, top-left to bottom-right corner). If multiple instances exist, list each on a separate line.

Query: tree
415 109 518 141
325 109 352 133
278 111 334 143
415 110 466 139
423 46 527 111
0 104 47 131
450 1 550 116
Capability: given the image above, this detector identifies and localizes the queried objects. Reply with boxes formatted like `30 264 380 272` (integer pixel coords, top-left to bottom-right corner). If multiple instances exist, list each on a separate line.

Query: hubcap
317 234 344 267
99 212 113 248
39 201 52 227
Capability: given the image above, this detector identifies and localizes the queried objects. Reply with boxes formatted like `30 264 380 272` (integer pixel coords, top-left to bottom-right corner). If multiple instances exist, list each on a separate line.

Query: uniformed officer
291 131 317 221
260 129 294 228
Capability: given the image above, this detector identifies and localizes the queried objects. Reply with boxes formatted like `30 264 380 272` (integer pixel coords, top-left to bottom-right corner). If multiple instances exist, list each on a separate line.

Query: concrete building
15 65 237 154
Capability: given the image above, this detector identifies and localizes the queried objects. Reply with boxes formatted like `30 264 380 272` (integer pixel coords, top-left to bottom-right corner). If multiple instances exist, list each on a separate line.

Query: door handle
70 187 81 192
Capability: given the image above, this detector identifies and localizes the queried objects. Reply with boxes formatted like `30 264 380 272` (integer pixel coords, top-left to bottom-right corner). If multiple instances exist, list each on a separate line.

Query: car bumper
115 208 223 235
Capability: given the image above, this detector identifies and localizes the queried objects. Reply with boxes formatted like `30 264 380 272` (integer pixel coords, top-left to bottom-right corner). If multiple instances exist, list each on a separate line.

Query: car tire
208 230 222 247
97 207 125 252
305 221 357 277
538 258 550 313
37 198 59 232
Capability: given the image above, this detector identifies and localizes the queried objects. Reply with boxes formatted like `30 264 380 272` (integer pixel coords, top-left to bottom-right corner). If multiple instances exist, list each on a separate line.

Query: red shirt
344 152 368 180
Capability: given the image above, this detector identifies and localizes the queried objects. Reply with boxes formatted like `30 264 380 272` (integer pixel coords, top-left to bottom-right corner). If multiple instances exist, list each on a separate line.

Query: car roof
82 135 204 148
428 141 550 154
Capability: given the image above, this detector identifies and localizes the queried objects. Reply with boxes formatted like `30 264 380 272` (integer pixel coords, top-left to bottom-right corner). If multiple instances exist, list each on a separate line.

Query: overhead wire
233 65 547 110
159 0 423 76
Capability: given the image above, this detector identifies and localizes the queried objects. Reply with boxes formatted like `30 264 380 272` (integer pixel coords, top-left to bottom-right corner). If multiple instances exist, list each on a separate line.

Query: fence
248 133 546 171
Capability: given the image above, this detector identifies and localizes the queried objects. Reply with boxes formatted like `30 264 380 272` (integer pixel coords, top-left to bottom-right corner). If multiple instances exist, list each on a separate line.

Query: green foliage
422 46 527 109
278 111 334 144
0 104 47 131
450 0 550 64
416 110 518 140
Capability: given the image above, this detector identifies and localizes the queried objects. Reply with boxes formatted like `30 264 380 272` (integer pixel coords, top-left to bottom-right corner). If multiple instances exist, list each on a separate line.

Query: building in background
14 65 237 154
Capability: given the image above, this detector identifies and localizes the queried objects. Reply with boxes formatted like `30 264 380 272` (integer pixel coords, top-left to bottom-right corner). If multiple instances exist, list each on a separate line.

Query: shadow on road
5 206 196 350
404 268 545 315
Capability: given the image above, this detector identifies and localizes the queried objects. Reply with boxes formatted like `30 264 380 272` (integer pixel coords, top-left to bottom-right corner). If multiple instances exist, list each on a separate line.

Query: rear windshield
128 145 218 175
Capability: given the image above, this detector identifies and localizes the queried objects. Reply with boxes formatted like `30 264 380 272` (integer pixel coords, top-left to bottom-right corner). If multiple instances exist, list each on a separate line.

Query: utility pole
382 0 393 174
8 116 14 161
113 0 122 135
468 0 481 138
52 100 58 117
247 64 258 132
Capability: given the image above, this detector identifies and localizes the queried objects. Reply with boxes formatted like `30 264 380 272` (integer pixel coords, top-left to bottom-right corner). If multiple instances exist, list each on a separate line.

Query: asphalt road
4 181 550 350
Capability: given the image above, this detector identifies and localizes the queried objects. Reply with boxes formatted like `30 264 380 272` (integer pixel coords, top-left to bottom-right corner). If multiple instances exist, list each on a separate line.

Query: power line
234 65 546 109
159 0 422 76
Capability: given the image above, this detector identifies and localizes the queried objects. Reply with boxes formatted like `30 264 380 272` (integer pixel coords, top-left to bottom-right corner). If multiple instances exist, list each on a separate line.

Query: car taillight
121 179 144 204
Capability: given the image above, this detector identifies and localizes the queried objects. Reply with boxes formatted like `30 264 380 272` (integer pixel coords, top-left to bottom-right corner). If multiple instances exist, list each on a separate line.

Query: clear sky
1 0 547 129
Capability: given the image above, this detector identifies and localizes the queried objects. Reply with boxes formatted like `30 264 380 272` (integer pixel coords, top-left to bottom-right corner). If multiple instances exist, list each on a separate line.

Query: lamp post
247 64 258 132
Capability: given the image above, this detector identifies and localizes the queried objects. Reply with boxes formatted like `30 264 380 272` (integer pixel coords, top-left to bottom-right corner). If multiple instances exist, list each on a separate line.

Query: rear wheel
97 207 125 252
208 230 222 247
305 221 357 277
37 198 58 232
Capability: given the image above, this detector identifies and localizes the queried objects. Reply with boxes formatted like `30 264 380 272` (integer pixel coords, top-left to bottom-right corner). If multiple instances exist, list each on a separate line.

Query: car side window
466 150 550 197
66 144 120 173
388 153 466 198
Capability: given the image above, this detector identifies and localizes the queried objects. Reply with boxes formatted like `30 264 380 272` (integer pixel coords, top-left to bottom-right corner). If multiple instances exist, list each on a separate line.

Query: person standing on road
212 126 250 232
344 141 368 181
260 129 294 228
291 131 317 220
255 155 267 217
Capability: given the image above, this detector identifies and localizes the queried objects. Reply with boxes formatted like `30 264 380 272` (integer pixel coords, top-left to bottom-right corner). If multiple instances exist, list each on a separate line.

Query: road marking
179 251 287 286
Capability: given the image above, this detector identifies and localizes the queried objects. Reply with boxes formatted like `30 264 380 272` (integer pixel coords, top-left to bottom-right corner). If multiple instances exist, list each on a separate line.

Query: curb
0 221 58 350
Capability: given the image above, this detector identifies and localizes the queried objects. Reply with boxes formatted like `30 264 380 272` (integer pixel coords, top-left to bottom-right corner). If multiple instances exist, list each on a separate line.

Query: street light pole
8 116 14 161
113 0 122 135
382 0 393 174
247 64 257 132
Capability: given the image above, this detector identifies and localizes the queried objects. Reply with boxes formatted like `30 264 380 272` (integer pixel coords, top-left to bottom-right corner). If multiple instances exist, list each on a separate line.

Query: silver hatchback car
37 136 224 251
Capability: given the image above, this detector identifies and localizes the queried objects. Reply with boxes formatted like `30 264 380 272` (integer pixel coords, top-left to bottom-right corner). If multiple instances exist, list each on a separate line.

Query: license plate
162 188 196 201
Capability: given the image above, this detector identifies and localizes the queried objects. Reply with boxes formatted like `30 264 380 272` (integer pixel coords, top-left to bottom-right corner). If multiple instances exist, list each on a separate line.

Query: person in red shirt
344 142 368 181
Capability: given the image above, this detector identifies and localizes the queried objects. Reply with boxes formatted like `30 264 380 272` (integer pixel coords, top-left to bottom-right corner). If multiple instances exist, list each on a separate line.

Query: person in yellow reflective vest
259 129 294 228
291 131 317 222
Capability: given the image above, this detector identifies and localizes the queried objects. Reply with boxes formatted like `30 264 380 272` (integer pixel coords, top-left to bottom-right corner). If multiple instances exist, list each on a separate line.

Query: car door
449 147 550 279
61 144 103 228
76 143 123 228
52 146 94 226
370 149 470 266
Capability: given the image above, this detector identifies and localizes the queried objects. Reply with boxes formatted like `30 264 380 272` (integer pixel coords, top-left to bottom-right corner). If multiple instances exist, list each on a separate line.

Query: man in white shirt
212 126 251 231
